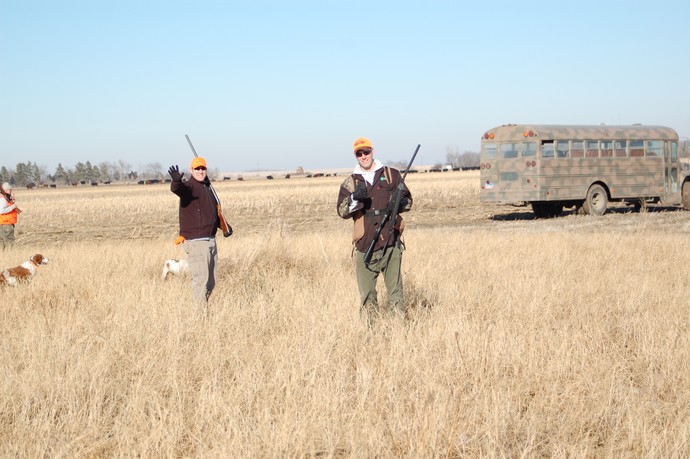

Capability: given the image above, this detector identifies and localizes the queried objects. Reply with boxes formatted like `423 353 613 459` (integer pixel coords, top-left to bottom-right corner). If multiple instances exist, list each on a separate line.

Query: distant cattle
145 179 161 185
50 184 57 188
313 173 325 178
223 176 232 181
26 183 36 190
237 176 244 181
71 182 78 187
80 180 86 185
462 166 480 171
266 175 273 180
104 181 111 185
284 174 291 179
137 180 145 185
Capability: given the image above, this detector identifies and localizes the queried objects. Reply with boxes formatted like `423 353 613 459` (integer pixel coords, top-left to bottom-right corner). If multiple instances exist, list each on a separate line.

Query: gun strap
384 166 392 184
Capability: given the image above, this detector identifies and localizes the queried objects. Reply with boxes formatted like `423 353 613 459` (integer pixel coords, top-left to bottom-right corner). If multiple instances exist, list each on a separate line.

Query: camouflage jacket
337 166 412 253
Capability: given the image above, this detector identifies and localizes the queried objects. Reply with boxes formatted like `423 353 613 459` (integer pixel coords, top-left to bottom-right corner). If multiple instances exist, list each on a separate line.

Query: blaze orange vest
0 195 18 225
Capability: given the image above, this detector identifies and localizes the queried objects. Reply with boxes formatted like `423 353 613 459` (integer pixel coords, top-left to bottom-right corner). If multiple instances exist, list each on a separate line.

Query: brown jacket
337 166 412 253
171 178 220 240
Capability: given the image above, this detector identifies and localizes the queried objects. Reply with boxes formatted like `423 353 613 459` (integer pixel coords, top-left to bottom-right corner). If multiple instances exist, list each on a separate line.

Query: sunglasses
355 149 372 158
194 167 207 171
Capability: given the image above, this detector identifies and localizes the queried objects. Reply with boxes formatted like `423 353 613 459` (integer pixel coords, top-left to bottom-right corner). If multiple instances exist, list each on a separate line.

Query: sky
1 0 689 174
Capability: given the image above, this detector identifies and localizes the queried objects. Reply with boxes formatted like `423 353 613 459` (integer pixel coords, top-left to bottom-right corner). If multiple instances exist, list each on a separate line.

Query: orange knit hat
190 157 207 169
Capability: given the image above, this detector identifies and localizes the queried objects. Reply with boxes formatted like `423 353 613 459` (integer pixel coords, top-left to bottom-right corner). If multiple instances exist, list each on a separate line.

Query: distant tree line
0 160 166 187
444 147 479 169
386 147 479 171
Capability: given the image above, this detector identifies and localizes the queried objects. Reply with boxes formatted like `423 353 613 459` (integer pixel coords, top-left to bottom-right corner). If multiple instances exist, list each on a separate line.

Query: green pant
183 238 218 303
354 243 405 326
0 224 15 249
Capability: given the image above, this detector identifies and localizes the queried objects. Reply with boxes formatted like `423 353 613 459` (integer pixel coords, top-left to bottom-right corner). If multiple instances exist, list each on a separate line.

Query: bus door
664 141 679 197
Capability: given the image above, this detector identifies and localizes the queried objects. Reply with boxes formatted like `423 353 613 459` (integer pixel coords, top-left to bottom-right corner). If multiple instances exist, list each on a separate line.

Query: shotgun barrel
363 144 420 263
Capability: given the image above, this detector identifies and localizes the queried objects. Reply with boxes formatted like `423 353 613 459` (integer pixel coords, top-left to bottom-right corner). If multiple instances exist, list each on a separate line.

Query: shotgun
185 134 233 237
363 144 420 264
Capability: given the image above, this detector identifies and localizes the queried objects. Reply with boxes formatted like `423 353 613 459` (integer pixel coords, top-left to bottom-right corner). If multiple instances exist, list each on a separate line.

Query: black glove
168 165 184 182
203 176 211 186
352 182 369 201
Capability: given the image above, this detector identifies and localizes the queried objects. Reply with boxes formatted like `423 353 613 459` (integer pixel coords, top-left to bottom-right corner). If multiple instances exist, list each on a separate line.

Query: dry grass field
1 171 689 457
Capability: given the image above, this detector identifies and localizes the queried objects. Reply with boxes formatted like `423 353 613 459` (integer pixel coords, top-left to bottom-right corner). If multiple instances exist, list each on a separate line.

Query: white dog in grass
161 258 189 280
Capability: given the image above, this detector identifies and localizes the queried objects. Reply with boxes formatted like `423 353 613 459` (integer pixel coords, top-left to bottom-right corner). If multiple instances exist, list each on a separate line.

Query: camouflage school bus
479 124 690 217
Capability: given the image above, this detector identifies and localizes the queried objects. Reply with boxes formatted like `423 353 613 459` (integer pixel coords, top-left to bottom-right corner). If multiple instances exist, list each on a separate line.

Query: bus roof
482 124 678 141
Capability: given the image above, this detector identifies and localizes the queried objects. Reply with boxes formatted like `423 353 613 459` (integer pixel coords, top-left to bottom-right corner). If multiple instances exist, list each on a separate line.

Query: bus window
556 140 569 158
522 142 537 157
630 140 644 157
614 140 627 157
571 141 584 158
483 143 497 159
647 140 662 157
541 142 555 158
500 143 519 158
600 141 613 157
586 141 599 158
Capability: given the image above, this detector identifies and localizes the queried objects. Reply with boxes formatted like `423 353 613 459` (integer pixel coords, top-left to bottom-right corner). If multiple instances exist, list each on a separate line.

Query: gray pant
1 224 15 249
354 243 405 326
183 238 218 303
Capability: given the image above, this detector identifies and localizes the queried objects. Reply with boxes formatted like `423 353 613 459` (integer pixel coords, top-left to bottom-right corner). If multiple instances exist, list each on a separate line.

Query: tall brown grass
1 173 688 457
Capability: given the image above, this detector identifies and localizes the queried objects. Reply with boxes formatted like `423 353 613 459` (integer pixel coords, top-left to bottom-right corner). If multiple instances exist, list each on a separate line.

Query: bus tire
582 184 608 216
531 202 563 218
682 182 690 211
545 202 563 217
632 199 646 213
531 202 546 218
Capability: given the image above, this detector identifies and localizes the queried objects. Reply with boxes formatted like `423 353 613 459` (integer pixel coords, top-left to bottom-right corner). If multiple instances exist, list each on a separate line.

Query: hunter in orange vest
1 182 20 249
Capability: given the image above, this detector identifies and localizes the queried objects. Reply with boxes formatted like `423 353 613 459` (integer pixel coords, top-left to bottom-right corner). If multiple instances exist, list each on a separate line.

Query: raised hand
168 165 184 182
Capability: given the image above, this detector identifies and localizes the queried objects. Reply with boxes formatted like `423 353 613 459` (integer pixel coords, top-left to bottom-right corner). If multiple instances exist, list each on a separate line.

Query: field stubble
1 172 688 457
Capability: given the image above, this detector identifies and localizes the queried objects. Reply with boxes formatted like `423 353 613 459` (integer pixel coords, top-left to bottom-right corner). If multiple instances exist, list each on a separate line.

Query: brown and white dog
0 254 49 287
162 258 189 280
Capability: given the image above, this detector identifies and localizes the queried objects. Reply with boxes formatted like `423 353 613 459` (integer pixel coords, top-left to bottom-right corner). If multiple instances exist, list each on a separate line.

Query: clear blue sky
2 0 689 174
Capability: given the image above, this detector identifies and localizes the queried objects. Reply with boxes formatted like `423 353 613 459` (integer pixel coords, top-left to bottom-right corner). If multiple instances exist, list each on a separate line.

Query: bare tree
141 162 164 179
458 151 480 167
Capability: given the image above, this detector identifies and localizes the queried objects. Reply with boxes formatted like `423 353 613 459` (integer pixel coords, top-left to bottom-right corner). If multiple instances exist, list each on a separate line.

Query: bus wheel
545 202 563 217
633 199 646 213
531 202 563 218
582 184 608 216
531 202 546 218
682 182 690 211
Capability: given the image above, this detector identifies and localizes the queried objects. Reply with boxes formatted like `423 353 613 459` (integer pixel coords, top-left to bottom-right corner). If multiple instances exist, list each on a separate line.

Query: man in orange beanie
168 157 220 307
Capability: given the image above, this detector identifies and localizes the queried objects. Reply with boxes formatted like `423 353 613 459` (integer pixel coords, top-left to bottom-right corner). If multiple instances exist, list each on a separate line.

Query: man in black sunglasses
337 137 413 327
168 156 220 309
